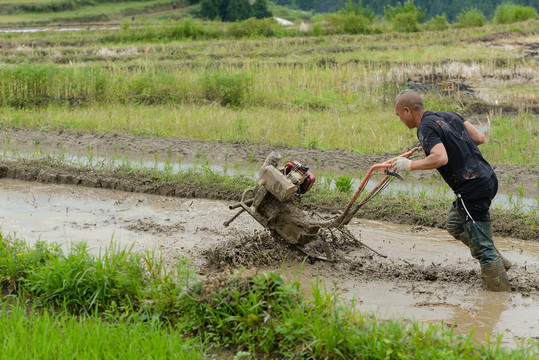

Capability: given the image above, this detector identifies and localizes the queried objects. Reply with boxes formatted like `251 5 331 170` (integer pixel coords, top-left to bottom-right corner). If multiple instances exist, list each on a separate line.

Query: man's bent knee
447 205 467 243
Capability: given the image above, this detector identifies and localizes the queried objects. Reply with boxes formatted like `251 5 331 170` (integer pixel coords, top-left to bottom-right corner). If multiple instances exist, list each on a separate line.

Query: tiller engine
224 148 418 261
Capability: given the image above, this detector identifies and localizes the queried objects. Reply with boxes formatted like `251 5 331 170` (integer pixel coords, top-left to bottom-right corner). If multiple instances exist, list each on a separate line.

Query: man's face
395 104 415 129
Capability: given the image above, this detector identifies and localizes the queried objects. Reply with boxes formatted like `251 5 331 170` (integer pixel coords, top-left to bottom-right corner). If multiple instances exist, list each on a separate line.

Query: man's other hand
391 157 412 173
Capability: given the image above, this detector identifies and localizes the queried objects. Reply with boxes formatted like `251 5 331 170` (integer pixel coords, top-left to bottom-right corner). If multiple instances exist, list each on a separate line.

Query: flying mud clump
203 231 301 270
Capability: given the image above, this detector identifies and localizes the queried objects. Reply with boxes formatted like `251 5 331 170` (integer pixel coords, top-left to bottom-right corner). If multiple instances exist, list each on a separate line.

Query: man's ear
403 106 411 116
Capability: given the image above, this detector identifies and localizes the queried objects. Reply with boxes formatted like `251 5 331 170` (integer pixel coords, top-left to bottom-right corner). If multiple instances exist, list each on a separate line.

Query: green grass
483 114 539 165
0 302 205 359
0 23 535 168
2 100 537 165
0 0 174 24
0 232 536 359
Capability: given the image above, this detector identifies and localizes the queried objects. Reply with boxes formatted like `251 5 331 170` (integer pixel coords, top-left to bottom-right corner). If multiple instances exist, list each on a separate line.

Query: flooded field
1 127 538 212
1 178 537 347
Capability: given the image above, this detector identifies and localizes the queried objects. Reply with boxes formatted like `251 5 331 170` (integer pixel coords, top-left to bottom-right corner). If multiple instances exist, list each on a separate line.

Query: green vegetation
335 173 354 193
383 0 426 32
0 303 204 359
0 2 537 357
0 233 537 358
272 0 538 22
455 8 487 28
493 3 538 24
0 39 536 166
0 0 537 31
198 0 272 21
484 114 539 165
0 0 176 25
0 0 154 14
424 13 449 31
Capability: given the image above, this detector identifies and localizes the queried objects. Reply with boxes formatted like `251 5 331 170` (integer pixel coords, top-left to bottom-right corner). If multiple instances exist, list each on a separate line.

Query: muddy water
0 178 537 347
1 143 537 212
1 126 538 201
281 220 539 347
0 178 260 269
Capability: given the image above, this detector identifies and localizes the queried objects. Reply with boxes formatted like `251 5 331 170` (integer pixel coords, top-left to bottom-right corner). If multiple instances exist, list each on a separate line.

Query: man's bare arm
464 121 485 146
410 143 448 171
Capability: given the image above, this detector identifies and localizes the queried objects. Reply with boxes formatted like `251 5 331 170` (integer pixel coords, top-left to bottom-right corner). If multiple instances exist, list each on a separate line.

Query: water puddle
0 178 537 348
281 220 539 347
1 140 536 212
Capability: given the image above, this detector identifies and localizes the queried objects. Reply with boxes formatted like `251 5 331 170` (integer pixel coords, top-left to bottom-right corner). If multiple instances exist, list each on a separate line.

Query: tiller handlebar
330 147 419 228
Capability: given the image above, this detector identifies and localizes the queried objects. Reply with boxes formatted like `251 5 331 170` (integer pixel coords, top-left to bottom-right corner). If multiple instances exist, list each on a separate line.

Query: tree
199 0 226 20
198 0 271 22
224 0 253 21
296 0 317 11
252 0 272 19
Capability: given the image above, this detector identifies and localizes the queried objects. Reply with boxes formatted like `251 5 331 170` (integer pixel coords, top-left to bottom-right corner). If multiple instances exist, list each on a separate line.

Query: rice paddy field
0 3 538 359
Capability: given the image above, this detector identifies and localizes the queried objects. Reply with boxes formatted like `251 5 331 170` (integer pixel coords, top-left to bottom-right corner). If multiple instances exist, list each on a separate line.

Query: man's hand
391 157 412 173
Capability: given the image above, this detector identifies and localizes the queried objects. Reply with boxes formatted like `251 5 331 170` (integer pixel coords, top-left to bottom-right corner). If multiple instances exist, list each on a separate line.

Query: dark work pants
447 174 499 266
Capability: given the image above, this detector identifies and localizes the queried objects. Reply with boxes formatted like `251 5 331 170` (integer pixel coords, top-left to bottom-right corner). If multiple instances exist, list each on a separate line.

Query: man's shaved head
394 89 424 112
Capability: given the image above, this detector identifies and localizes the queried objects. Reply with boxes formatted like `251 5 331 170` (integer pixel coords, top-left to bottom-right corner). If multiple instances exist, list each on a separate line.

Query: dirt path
1 178 537 347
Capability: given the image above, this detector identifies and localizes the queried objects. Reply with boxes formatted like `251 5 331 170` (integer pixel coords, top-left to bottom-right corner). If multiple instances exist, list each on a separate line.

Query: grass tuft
0 233 536 358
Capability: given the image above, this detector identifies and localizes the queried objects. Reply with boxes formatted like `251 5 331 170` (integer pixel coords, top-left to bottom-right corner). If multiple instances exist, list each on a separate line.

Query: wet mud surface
2 126 539 197
1 178 537 347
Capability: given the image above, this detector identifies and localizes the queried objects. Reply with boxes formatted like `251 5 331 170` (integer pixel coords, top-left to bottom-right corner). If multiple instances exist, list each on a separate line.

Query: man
390 89 510 292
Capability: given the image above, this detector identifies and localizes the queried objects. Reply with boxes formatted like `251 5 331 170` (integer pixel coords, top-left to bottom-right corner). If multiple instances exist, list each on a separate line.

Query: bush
199 72 253 107
383 0 426 23
228 17 277 38
25 242 145 312
339 0 375 21
493 4 537 24
424 14 449 31
324 14 371 35
127 72 183 105
455 8 486 28
163 18 214 40
393 12 419 32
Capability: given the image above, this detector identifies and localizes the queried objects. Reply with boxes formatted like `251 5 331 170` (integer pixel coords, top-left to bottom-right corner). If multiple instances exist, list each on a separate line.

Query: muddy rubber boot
494 245 512 271
464 221 512 292
469 219 512 271
449 212 511 271
480 257 511 292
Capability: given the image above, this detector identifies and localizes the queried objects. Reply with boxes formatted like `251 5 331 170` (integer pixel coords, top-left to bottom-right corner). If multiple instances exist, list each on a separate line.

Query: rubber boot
494 245 512 271
448 206 511 271
464 221 511 292
480 257 511 292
